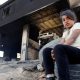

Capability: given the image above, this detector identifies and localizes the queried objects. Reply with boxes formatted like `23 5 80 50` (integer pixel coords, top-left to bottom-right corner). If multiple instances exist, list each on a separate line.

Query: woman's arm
64 29 80 45
59 38 65 44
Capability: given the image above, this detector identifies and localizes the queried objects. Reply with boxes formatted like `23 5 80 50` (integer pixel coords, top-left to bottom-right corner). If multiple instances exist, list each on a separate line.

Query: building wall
0 0 59 27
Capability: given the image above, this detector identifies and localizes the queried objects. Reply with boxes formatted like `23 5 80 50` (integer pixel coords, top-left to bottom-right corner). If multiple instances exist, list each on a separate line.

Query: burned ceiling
28 4 63 35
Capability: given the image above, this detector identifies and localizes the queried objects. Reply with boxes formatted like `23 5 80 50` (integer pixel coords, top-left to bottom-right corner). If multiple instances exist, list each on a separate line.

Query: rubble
0 60 45 80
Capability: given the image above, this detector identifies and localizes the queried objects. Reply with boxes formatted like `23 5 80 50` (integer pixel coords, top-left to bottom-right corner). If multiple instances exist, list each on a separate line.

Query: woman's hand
51 50 55 61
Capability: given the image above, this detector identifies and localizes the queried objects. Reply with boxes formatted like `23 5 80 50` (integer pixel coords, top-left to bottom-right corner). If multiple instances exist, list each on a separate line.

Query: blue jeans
43 47 54 75
54 44 80 80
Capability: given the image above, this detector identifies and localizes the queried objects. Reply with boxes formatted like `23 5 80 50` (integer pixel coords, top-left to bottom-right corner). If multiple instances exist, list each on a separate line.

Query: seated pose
43 9 80 80
38 38 61 79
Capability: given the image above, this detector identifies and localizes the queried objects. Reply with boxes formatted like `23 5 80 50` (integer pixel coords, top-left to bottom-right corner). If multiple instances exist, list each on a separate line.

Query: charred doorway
0 18 25 61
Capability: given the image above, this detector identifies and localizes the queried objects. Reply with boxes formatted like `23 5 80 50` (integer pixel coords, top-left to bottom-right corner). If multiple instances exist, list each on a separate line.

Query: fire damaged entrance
0 18 40 61
0 18 24 61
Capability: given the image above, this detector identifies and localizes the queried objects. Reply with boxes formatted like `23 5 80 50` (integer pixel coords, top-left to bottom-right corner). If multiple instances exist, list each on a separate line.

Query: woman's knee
43 47 52 56
54 44 65 52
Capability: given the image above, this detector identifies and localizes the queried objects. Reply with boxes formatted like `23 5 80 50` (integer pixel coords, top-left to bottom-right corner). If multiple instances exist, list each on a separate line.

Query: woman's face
62 15 75 29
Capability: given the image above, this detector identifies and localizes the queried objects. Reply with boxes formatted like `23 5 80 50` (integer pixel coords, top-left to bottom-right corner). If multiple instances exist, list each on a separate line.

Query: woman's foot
46 74 55 80
38 73 46 80
46 77 55 80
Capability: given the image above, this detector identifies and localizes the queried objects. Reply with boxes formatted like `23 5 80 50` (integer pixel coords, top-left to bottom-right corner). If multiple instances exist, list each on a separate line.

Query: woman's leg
39 38 61 66
43 47 54 75
54 44 80 80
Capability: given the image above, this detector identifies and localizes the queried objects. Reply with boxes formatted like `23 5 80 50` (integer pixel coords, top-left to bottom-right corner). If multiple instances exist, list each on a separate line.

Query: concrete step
55 64 80 80
69 64 80 80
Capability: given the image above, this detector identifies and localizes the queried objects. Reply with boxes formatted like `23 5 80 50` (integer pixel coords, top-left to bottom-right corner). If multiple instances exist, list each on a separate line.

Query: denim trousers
54 44 80 80
43 47 54 75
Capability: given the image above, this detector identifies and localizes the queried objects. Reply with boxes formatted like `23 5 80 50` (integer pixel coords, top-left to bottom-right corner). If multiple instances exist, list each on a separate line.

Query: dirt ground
0 60 46 80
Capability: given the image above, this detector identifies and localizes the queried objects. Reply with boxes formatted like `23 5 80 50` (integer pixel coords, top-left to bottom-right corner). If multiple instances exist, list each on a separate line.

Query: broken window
2 5 10 18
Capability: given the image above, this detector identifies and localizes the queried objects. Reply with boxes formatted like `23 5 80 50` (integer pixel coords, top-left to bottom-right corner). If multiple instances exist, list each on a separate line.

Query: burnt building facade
0 0 80 61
